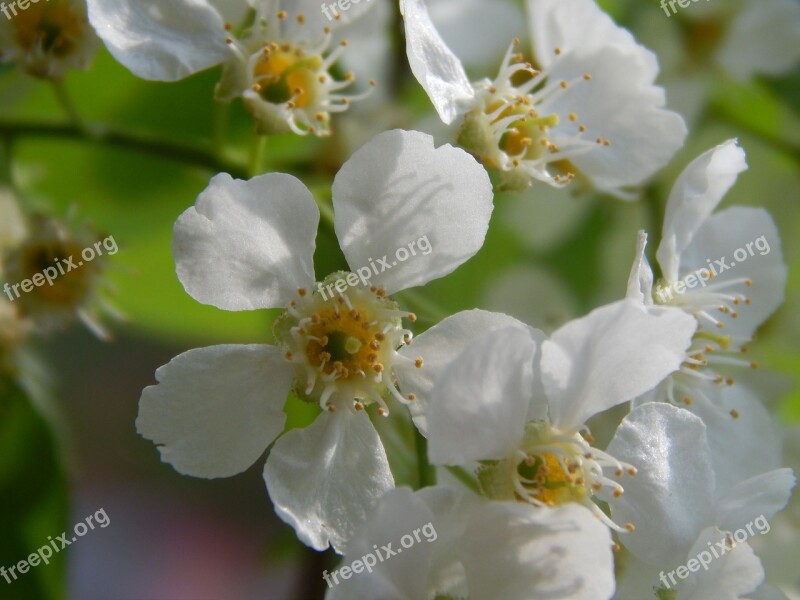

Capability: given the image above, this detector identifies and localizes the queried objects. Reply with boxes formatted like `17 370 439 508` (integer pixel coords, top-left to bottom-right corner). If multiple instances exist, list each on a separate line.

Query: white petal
174 173 318 311
678 206 787 338
87 0 230 81
545 46 687 192
679 527 764 600
717 0 800 80
332 130 493 293
462 502 615 600
263 410 394 552
282 0 376 39
395 310 543 435
714 468 796 534
657 140 747 282
528 0 659 80
429 0 525 71
607 403 715 566
0 189 27 252
689 384 783 495
416 486 485 598
427 326 536 465
137 344 292 478
542 300 696 431
400 0 475 124
626 230 655 305
326 487 436 599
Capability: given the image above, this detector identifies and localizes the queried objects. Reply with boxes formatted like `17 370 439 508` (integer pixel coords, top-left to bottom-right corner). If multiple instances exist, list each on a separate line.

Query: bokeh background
1 0 798 598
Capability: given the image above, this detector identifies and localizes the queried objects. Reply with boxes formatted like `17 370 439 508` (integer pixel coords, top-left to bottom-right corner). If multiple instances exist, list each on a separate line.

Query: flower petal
717 0 800 80
688 384 783 495
332 130 493 294
657 140 747 282
462 502 615 600
714 468 796 534
429 0 525 71
545 46 687 193
543 300 696 431
137 344 292 478
327 487 437 600
626 230 654 305
263 410 394 552
87 0 230 81
679 527 764 600
527 0 659 81
174 173 318 311
607 403 715 566
400 0 475 124
426 326 536 465
395 310 542 435
678 206 787 339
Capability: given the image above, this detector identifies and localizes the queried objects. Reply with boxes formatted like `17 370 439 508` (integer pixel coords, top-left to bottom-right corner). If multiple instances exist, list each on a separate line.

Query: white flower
1 214 115 340
627 140 787 413
136 129 494 552
401 0 687 194
0 0 98 79
634 0 800 122
406 300 695 533
608 402 796 600
325 485 616 600
86 0 378 135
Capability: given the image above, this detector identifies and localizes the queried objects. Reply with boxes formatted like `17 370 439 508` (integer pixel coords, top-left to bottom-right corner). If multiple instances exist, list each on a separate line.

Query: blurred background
0 0 798 598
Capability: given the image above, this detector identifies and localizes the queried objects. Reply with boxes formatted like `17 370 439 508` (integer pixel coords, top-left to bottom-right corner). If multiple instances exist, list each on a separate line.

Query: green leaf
0 378 68 600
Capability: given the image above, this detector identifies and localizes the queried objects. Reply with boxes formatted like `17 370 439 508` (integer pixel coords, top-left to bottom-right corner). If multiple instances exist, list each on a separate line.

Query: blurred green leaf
0 379 68 600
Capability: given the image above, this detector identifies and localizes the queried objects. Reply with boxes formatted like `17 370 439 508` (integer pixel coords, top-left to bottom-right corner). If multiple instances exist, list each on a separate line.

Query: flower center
276 272 420 414
224 11 375 136
457 38 605 191
12 2 84 58
252 46 322 108
479 421 636 533
2 218 99 313
654 276 758 414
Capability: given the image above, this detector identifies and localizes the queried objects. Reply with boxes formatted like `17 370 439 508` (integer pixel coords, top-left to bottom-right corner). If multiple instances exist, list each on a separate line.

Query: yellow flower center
276 273 419 413
252 46 322 108
13 2 85 58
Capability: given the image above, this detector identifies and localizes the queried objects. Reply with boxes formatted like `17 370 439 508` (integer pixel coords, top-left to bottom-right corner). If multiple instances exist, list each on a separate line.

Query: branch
0 118 249 179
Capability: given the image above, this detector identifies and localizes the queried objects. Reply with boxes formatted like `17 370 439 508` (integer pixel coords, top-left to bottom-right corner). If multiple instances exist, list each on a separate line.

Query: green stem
414 429 434 489
314 196 336 229
0 137 13 185
248 132 267 177
212 101 230 159
0 118 249 178
51 80 87 133
444 466 481 494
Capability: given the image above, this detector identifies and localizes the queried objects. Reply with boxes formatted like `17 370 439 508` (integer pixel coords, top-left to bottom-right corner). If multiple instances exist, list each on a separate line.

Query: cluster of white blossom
1 0 797 598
